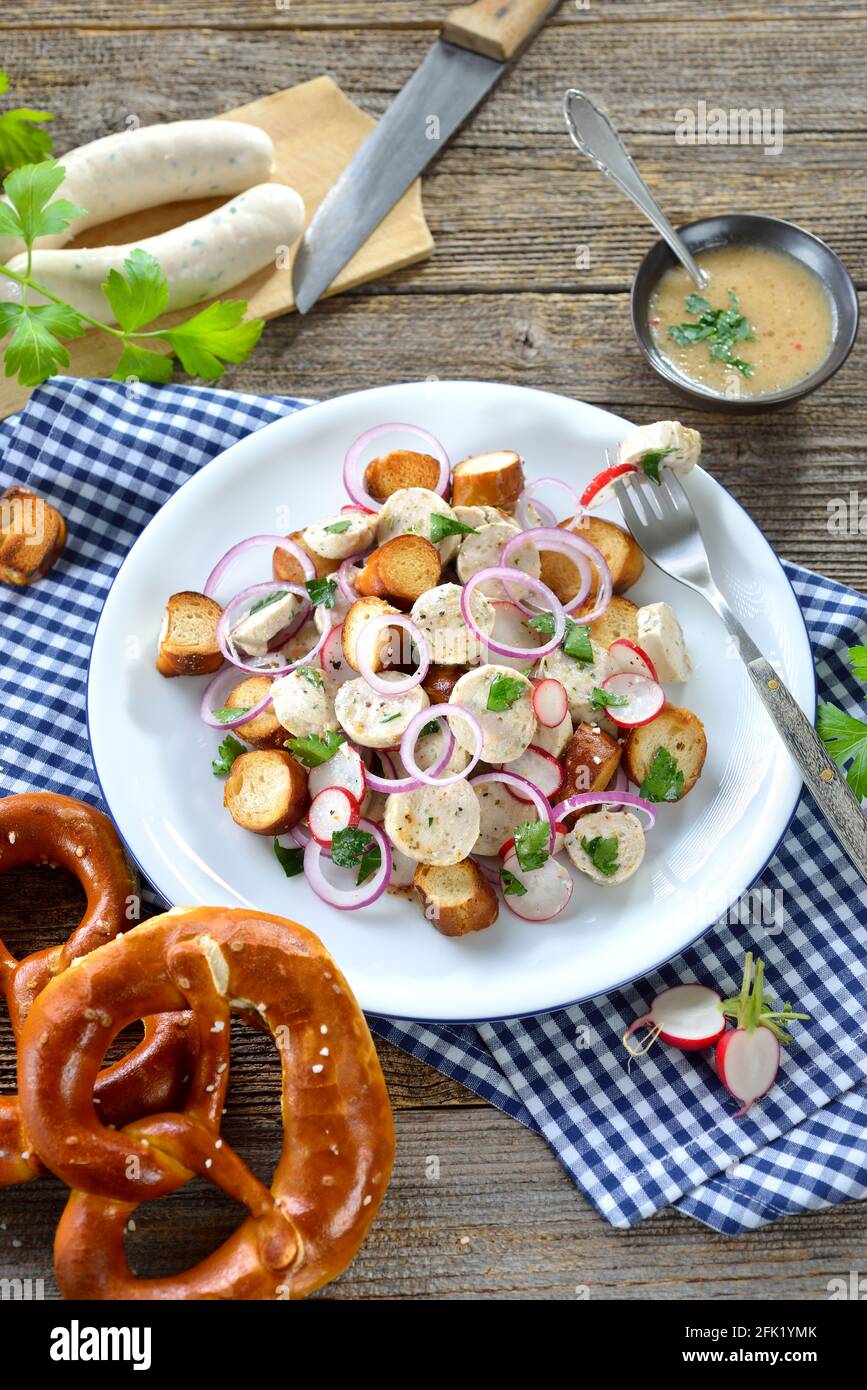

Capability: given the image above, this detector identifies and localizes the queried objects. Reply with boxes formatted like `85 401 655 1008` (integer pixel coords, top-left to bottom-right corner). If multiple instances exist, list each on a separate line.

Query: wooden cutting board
0 77 434 418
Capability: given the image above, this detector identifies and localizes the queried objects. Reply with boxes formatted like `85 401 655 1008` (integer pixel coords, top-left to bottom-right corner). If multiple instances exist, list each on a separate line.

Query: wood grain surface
1 0 866 1300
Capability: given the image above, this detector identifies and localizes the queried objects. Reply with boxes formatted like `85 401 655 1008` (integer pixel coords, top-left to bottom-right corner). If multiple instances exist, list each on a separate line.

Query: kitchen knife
293 0 562 314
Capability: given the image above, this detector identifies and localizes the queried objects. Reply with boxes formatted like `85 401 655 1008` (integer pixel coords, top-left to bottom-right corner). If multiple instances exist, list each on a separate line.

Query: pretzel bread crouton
540 516 644 603
422 664 467 705
157 591 223 677
413 859 499 937
225 676 285 749
560 723 622 817
450 450 524 509
223 749 308 835
0 487 67 587
342 596 400 672
577 594 639 648
273 530 340 584
622 705 707 802
355 534 442 608
365 449 442 501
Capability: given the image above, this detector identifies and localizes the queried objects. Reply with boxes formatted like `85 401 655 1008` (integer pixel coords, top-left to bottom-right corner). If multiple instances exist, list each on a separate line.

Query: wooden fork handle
443 0 561 62
746 656 867 884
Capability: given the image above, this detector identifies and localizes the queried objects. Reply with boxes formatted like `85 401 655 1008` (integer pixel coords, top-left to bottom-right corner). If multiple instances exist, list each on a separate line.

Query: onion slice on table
199 664 273 732
400 704 484 788
303 816 391 910
356 613 430 696
552 791 657 830
470 770 556 850
343 423 450 511
461 568 566 661
500 526 612 622
204 534 314 598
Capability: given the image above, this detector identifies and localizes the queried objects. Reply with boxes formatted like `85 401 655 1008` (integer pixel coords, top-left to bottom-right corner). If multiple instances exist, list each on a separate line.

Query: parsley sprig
818 645 867 800
486 673 527 712
513 820 550 872
667 290 756 378
0 159 264 387
331 826 381 886
0 73 53 175
285 729 345 768
638 746 684 803
580 834 620 878
527 611 594 665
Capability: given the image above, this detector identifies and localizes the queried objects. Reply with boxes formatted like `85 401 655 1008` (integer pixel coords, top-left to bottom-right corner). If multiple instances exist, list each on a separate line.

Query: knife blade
293 1 561 314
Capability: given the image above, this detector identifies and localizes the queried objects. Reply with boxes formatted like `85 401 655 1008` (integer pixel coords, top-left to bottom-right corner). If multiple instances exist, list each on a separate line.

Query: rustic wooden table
2 0 866 1300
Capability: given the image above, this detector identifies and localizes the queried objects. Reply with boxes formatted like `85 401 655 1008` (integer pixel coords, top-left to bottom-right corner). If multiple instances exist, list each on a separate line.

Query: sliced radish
579 461 638 509
623 984 725 1057
320 623 354 683
308 786 361 847
498 821 568 861
501 850 573 922
308 743 366 803
715 1027 780 1117
532 677 568 728
340 503 375 516
608 638 659 683
503 746 564 803
488 601 545 670
598 672 664 727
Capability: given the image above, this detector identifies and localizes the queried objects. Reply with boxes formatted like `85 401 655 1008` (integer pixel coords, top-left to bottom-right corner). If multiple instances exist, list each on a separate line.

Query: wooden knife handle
443 0 561 63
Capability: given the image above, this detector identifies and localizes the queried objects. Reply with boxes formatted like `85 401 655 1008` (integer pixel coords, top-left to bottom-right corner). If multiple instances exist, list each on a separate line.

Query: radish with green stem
623 983 726 1056
715 953 810 1117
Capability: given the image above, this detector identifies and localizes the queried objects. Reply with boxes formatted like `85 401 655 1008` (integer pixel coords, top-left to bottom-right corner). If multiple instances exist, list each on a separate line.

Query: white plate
88 381 814 1021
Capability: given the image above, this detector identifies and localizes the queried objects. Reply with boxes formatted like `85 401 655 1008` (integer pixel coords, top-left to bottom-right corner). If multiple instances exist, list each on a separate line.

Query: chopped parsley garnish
667 290 756 378
486 673 527 712
513 819 550 872
297 665 323 689
211 706 248 724
580 834 620 878
324 519 351 535
590 685 628 711
419 719 440 738
429 513 476 544
331 825 381 886
305 576 338 608
382 712 402 723
285 729 346 767
639 746 684 803
273 838 304 878
500 867 528 897
639 448 672 484
818 645 867 800
211 733 246 777
249 588 289 615
527 612 594 664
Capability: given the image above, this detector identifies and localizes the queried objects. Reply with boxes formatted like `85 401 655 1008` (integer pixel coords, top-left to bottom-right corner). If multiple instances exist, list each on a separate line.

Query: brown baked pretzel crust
18 906 395 1300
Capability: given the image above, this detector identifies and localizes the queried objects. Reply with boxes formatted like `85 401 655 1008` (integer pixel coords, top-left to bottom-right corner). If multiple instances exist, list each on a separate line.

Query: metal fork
613 464 867 883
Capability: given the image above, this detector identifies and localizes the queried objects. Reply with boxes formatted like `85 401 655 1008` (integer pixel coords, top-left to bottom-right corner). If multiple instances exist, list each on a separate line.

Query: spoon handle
563 89 708 290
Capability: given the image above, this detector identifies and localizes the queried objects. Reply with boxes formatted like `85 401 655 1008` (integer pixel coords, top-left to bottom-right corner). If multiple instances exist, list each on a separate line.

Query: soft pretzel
18 906 395 1300
0 793 196 1185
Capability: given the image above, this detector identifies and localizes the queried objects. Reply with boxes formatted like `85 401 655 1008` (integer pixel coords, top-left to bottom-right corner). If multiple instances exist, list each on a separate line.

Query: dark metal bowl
631 213 859 413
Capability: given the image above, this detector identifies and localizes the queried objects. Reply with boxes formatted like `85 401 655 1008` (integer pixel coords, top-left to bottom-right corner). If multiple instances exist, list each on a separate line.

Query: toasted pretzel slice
19 907 395 1300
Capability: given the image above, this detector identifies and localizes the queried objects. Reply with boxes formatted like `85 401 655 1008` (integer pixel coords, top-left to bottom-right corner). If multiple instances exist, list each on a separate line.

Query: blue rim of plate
85 381 817 1024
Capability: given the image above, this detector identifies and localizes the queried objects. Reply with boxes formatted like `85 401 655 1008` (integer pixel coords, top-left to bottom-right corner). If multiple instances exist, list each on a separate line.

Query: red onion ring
364 728 455 795
303 816 392 910
460 568 566 660
337 554 364 606
400 704 484 788
471 855 502 885
552 791 657 830
470 771 556 850
343 423 450 511
204 534 314 598
499 527 596 616
356 613 430 696
515 477 585 532
216 582 314 676
199 664 273 732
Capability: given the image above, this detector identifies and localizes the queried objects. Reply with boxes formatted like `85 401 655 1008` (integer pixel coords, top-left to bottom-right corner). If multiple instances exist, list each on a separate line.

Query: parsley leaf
639 448 672 484
273 838 304 878
249 589 289 615
305 576 338 608
419 719 440 738
110 341 174 385
590 685 628 711
211 733 246 777
158 300 264 381
486 673 527 712
101 248 169 333
817 703 867 800
211 706 249 724
849 645 867 683
513 819 550 872
526 612 594 665
298 665 323 689
1 159 84 245
1 301 86 386
0 73 54 174
331 825 381 886
639 746 684 803
324 519 351 535
500 867 528 897
430 513 476 544
580 834 620 878
667 289 755 378
381 712 402 723
286 729 345 767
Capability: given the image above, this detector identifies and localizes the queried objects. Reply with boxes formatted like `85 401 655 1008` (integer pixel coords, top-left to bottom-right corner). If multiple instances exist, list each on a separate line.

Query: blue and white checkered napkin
2 378 866 1236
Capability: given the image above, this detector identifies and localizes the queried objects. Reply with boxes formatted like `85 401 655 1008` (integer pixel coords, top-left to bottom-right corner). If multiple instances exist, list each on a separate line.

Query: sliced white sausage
618 420 701 478
456 521 540 601
410 582 495 667
314 568 362 634
282 617 322 664
303 512 378 562
271 667 339 738
636 602 692 683
376 487 461 563
334 672 429 749
449 665 536 764
0 120 276 264
453 504 506 529
536 640 615 725
230 591 302 658
388 725 471 779
530 703 573 758
472 780 534 856
1 183 304 322
564 810 646 886
384 781 480 866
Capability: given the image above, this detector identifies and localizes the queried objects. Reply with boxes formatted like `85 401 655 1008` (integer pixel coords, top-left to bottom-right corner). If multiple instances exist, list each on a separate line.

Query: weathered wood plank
3 1107 865 1300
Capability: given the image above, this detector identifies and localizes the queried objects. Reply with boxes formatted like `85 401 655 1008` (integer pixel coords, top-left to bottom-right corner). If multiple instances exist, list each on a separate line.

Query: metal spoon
563 88 708 290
